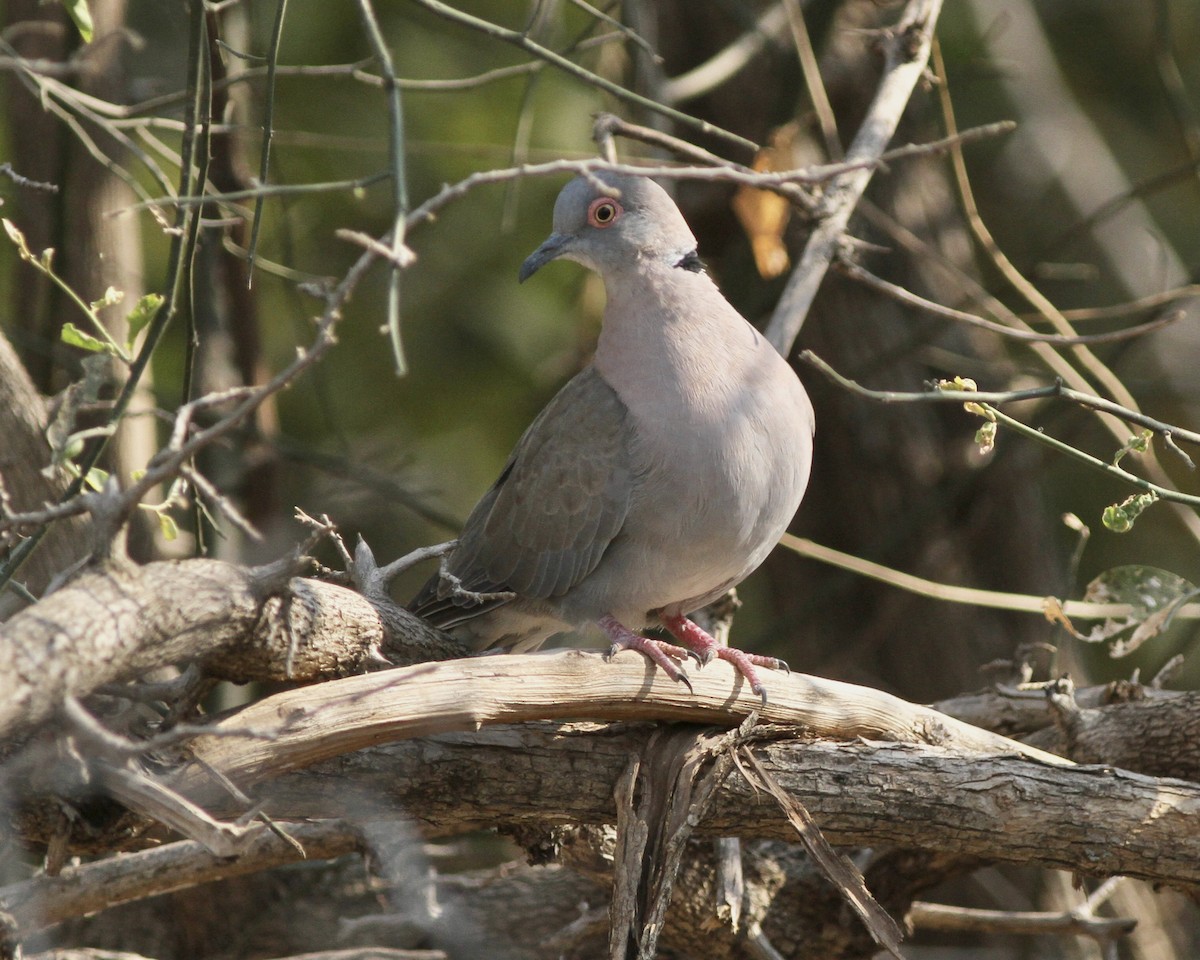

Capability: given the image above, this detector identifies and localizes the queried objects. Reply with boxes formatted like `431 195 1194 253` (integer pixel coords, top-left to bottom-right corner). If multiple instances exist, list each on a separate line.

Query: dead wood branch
0 561 460 740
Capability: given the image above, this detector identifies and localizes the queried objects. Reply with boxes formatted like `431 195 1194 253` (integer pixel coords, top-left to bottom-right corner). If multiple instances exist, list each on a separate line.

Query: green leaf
1101 491 1158 533
124 293 163 349
64 0 94 43
89 286 123 312
1080 565 1196 657
83 466 109 492
61 322 115 355
975 420 997 455
158 512 179 542
2 218 31 259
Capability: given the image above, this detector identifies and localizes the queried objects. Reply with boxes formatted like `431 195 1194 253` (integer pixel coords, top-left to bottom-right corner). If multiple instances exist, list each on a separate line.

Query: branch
407 0 758 155
171 651 1068 804
178 721 1200 894
0 561 461 739
766 0 946 354
0 820 361 935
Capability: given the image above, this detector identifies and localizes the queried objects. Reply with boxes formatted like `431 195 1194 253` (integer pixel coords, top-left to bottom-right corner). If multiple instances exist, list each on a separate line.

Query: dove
410 171 814 701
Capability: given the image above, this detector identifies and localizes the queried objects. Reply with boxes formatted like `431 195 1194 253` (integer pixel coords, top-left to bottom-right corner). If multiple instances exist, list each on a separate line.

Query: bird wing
411 366 634 620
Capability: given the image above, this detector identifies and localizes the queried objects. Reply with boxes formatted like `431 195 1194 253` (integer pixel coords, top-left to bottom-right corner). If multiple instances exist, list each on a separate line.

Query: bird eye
587 197 622 228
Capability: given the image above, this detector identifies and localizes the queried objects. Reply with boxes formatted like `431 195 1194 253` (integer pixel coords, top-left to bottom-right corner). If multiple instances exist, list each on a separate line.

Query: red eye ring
587 196 623 228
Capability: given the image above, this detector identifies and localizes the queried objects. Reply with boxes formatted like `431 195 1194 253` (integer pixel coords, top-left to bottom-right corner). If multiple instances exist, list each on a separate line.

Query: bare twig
0 821 362 934
741 748 905 958
840 259 1183 346
661 4 791 105
779 534 1200 621
910 900 1135 942
766 0 947 354
408 0 758 155
356 0 410 375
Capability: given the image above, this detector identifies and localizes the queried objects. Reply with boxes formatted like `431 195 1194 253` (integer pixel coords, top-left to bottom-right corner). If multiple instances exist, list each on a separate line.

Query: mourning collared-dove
410 172 814 700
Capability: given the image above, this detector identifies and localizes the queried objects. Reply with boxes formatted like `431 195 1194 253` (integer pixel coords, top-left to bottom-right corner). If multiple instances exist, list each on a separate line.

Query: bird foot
661 613 787 705
600 615 695 693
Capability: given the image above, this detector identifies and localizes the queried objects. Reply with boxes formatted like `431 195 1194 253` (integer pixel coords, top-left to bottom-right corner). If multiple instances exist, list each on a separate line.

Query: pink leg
661 613 788 705
599 615 695 693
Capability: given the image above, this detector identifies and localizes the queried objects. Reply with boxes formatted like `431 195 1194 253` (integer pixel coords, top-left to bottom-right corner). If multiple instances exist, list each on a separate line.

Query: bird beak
519 233 571 283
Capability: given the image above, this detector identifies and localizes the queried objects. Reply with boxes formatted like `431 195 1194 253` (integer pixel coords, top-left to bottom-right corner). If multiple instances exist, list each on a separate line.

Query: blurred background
3 1 1200 956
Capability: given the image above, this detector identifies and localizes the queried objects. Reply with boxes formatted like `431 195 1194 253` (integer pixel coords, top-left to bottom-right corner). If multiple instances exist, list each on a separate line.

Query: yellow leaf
732 122 800 279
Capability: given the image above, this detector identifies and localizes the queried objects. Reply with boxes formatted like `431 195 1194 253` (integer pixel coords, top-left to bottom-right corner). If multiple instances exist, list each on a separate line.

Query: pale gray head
519 172 700 283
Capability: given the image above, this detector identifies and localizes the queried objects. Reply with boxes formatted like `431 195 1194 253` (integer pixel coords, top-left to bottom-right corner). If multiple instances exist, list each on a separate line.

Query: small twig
436 554 515 605
181 464 263 542
564 0 659 61
784 0 841 160
245 0 290 281
740 747 905 958
909 900 1135 942
661 4 791 104
840 259 1183 346
356 537 457 595
799 350 1200 447
765 0 947 355
1051 284 1200 323
335 228 415 267
778 533 1200 622
0 161 59 192
356 0 411 375
409 0 757 155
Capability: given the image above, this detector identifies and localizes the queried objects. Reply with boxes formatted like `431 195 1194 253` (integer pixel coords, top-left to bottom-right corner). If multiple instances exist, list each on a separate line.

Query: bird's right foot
599 615 695 693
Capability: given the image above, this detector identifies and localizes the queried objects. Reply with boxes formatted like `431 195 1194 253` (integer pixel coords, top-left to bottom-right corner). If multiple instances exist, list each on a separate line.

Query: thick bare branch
170 651 1067 802
0 561 459 740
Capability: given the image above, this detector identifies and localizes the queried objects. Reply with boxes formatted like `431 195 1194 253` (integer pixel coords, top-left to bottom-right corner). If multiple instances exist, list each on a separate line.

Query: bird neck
593 263 756 410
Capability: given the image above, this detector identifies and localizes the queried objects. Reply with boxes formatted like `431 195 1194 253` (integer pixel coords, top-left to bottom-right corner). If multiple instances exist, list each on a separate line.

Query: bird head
519 172 699 283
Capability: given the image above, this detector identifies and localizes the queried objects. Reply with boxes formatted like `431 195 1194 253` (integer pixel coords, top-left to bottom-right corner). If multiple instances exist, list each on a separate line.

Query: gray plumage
410 172 814 694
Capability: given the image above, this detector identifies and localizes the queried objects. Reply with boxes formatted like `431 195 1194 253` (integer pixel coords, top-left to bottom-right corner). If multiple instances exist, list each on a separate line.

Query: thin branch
765 0 947 354
0 821 362 934
784 0 841 160
245 0 289 281
408 0 758 155
356 0 410 375
798 350 1200 446
742 749 905 958
798 351 1200 507
780 533 1200 621
660 4 791 105
909 901 1136 942
931 40 1200 544
840 259 1183 346
1053 285 1200 323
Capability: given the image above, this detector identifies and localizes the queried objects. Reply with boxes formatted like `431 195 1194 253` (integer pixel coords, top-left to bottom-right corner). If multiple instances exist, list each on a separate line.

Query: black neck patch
674 249 705 273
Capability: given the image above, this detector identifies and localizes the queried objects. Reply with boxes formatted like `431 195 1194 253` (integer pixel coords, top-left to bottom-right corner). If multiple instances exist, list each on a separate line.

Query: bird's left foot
661 613 788 705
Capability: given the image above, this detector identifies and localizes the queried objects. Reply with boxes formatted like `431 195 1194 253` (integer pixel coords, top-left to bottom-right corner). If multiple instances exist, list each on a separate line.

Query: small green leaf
64 0 94 43
2 218 32 259
124 293 163 349
975 420 997 455
89 286 123 312
1102 491 1158 533
62 435 85 463
61 322 114 354
83 466 109 492
1112 428 1153 467
158 512 179 542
